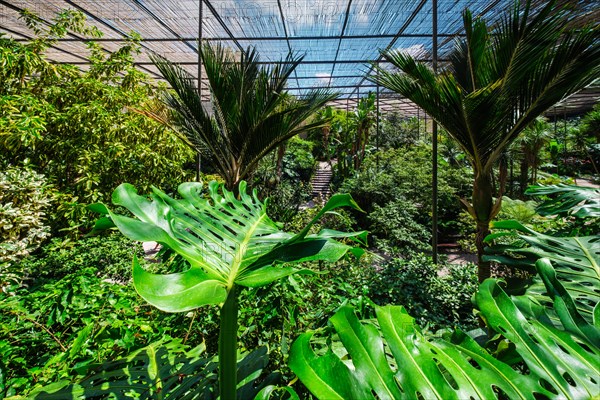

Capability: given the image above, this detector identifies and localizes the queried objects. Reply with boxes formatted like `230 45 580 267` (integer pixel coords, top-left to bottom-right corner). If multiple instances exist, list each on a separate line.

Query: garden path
311 161 333 200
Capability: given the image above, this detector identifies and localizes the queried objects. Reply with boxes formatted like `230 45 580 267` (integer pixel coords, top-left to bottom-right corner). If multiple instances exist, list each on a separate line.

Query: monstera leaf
94 181 365 312
289 260 600 399
28 339 214 399
484 220 599 322
526 184 600 219
28 341 281 399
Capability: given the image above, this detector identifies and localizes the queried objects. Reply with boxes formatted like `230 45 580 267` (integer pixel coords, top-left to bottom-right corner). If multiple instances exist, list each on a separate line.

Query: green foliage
98 181 365 311
485 219 600 323
341 145 470 249
255 137 316 224
515 117 552 188
527 184 600 220
15 233 144 284
368 200 431 253
351 92 376 169
0 165 52 288
281 137 315 181
375 0 600 280
0 268 198 397
283 204 356 236
151 44 335 190
263 180 313 224
378 114 422 149
28 342 287 400
496 196 539 224
97 181 365 399
290 259 600 399
368 254 478 331
0 250 375 398
580 102 600 143
309 106 348 163
0 11 194 235
28 338 214 399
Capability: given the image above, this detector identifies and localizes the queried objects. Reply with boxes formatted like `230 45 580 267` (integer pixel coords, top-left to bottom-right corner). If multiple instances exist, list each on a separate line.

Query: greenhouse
1 0 599 398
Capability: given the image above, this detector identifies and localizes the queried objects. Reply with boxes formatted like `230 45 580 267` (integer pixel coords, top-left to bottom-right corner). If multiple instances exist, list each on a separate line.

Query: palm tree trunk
275 142 286 183
519 147 528 198
472 174 494 282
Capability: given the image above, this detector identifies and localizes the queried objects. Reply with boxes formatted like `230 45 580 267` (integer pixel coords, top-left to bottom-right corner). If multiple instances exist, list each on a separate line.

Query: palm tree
351 92 376 169
373 0 600 281
152 44 336 191
518 117 552 193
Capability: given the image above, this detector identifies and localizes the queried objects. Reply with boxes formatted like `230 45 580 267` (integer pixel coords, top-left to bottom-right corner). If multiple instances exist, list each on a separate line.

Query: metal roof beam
202 0 244 52
55 58 448 66
10 33 460 42
127 0 197 53
348 0 429 97
329 0 353 86
287 84 377 90
0 1 162 80
276 0 299 87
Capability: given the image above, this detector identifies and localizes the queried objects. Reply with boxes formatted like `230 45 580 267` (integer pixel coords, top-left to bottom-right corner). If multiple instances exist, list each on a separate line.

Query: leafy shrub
283 203 356 235
368 254 478 331
282 137 315 181
377 113 422 148
231 258 374 381
265 180 313 224
0 166 52 288
368 199 431 253
16 233 144 285
0 268 199 397
496 196 539 224
0 13 194 236
340 145 471 244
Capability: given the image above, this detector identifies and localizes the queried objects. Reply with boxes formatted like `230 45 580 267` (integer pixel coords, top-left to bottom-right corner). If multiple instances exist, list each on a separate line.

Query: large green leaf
484 219 600 322
28 339 215 399
290 260 600 399
28 341 280 400
100 181 364 312
526 184 600 219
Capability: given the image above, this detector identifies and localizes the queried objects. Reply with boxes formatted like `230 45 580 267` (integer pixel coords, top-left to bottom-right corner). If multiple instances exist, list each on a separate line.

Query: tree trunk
472 173 494 282
275 142 286 183
519 149 528 198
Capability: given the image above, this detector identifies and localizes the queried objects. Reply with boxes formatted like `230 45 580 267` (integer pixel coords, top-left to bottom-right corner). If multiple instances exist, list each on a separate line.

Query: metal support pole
356 87 360 170
196 0 203 182
554 108 558 174
432 0 439 263
376 64 380 171
417 108 420 141
563 109 568 173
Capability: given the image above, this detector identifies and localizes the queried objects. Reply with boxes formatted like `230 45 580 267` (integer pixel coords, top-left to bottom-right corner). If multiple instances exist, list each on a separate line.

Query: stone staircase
311 161 333 200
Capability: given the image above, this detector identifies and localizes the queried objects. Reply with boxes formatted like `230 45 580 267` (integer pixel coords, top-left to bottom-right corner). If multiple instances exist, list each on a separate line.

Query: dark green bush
340 145 471 248
368 198 431 253
0 267 199 397
17 233 144 285
282 137 315 181
368 254 478 331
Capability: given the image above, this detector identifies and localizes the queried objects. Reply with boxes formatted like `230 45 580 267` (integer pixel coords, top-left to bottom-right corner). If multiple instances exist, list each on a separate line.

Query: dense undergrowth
1 4 599 399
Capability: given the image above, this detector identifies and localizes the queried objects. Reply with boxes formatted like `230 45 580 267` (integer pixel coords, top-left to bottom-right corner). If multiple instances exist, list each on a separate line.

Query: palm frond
374 0 599 177
150 43 336 188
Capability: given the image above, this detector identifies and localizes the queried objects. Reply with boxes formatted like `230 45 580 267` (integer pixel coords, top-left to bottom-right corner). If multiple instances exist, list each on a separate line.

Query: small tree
152 44 337 191
374 0 600 281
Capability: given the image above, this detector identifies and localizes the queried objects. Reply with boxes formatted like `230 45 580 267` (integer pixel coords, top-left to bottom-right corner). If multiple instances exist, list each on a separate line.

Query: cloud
315 72 331 84
395 44 427 58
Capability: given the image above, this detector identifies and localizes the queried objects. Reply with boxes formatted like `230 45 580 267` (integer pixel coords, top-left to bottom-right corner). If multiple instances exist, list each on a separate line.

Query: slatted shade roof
1 0 598 117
